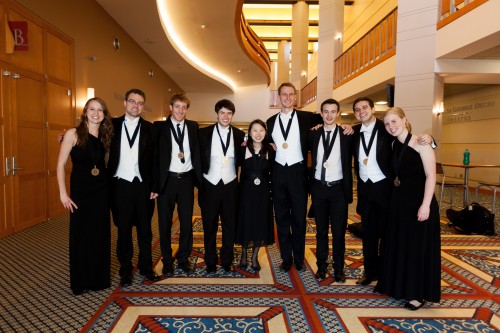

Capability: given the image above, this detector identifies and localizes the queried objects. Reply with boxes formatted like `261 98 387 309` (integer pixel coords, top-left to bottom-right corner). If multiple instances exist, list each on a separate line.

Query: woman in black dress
375 107 441 310
56 97 114 295
236 119 275 271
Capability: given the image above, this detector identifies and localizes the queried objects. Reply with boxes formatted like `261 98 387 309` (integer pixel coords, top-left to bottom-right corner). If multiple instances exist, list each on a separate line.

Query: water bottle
463 149 470 165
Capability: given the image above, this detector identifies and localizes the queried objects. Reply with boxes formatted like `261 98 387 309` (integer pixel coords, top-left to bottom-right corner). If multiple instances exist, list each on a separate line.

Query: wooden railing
237 11 271 85
333 8 398 88
438 0 487 29
299 77 317 108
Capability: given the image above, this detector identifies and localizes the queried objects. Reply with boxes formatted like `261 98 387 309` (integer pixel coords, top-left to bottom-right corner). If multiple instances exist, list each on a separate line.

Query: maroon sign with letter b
8 21 29 51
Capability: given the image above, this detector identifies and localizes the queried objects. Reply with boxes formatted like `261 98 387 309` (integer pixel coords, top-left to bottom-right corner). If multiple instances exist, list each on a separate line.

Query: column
394 0 444 140
317 0 344 107
291 0 309 93
277 40 291 85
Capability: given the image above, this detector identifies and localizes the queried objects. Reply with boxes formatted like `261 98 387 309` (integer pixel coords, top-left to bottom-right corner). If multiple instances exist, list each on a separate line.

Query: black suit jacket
353 118 393 181
266 109 321 162
107 115 158 192
308 127 354 204
198 123 246 175
153 117 202 193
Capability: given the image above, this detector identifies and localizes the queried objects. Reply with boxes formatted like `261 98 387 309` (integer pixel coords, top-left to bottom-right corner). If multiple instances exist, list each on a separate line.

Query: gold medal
282 142 288 149
178 152 184 159
323 161 329 168
394 177 401 187
363 158 368 165
91 167 100 176
254 178 261 185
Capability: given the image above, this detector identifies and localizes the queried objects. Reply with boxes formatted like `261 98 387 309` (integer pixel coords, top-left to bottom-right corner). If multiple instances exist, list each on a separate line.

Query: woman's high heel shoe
251 246 261 271
404 300 426 311
238 248 248 268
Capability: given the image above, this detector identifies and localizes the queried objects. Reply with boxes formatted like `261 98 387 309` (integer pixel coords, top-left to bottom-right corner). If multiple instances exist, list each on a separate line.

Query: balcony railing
299 77 317 108
333 8 398 88
238 12 271 85
438 0 488 29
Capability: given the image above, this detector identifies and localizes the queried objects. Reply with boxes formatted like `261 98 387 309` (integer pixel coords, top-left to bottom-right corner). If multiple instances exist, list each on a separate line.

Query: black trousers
157 172 195 266
311 180 348 272
272 162 308 265
200 178 238 266
357 178 391 277
112 177 155 276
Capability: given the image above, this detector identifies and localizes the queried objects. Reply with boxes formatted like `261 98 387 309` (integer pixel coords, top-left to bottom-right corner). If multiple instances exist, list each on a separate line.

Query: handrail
236 6 271 85
333 8 398 89
437 0 487 29
299 77 317 108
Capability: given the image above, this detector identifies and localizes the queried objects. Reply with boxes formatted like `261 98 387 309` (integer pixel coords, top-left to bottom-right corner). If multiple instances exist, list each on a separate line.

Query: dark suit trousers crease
112 178 155 276
357 178 391 277
311 180 348 272
157 173 195 265
200 178 238 266
272 162 308 265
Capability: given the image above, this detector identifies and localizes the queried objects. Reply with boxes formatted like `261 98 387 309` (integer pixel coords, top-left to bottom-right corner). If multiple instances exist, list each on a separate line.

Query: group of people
57 83 441 310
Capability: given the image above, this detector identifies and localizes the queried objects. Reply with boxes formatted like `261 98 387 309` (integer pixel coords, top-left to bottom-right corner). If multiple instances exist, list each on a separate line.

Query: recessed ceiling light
375 101 388 105
341 112 348 116
201 24 206 29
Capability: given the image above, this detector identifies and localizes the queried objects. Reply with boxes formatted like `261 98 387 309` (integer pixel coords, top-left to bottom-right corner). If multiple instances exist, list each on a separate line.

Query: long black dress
236 146 275 247
69 134 111 293
375 140 441 303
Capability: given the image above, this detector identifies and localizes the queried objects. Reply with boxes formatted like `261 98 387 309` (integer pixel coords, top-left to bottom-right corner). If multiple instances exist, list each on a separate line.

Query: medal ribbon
320 127 338 182
278 110 295 142
124 121 141 148
361 126 378 161
216 124 231 157
250 147 262 182
392 132 412 184
170 121 186 163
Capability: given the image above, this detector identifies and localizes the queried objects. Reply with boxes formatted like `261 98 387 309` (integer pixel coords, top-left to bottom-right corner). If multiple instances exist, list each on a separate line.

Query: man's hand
417 134 432 146
310 124 323 131
57 129 67 143
340 124 354 135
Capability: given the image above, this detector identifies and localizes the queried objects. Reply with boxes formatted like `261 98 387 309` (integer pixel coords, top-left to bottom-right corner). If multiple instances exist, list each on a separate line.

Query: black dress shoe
72 288 84 295
206 264 217 273
120 275 133 286
178 262 194 273
334 271 346 283
162 264 174 275
295 262 306 272
405 300 426 311
356 274 378 285
279 261 292 272
315 267 327 279
251 263 261 271
141 271 160 282
222 264 233 272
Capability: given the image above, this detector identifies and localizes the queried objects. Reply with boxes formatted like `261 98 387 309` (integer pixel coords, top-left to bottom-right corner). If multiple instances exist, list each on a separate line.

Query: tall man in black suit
108 88 160 286
154 93 202 275
353 97 433 285
198 99 245 273
266 82 320 272
308 99 353 282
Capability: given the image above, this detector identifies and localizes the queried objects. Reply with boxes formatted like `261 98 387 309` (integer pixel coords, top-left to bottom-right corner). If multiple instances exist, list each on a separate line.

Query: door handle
12 156 24 175
5 157 11 176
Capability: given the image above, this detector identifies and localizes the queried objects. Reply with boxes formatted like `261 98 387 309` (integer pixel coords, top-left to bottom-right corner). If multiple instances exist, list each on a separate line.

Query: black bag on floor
348 221 363 238
446 202 495 235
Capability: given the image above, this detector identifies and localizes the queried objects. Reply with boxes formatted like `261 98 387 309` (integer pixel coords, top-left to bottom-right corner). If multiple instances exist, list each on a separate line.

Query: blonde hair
383 107 412 132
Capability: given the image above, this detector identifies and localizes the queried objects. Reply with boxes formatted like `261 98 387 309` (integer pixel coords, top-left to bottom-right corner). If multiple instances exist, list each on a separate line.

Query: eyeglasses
127 99 144 107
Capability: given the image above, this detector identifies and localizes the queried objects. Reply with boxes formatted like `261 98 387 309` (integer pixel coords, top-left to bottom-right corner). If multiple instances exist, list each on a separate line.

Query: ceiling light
201 24 206 29
375 101 388 105
157 1 237 91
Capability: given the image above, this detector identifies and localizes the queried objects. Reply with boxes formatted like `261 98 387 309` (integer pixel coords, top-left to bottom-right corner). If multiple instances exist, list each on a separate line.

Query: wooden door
10 66 46 232
0 62 14 237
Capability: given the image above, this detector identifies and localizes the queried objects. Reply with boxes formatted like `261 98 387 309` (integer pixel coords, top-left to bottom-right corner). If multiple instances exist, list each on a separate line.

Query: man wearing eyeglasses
108 88 160 286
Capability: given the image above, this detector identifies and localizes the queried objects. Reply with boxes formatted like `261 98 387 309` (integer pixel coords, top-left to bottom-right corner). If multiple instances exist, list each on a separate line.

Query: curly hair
75 97 114 151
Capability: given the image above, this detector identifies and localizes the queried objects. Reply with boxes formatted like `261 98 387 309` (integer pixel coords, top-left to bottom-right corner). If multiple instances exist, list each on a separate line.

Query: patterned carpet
0 190 499 332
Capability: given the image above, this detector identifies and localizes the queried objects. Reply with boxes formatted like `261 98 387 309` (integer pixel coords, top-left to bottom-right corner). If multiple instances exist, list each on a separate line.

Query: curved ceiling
96 0 268 93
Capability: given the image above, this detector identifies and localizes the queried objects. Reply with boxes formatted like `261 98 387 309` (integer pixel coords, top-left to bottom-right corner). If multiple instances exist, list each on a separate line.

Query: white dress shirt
203 124 236 185
314 125 343 181
272 110 303 166
358 121 385 183
169 118 193 173
114 116 142 182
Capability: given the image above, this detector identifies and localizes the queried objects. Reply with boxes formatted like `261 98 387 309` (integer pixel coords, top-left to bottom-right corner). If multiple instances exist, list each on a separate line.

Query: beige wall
12 0 181 122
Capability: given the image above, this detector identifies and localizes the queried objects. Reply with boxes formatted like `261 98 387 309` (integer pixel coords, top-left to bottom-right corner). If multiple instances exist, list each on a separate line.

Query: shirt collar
170 117 184 127
124 115 140 125
360 120 376 133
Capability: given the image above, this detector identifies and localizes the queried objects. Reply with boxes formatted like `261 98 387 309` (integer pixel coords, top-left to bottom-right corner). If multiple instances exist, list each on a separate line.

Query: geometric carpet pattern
81 217 500 333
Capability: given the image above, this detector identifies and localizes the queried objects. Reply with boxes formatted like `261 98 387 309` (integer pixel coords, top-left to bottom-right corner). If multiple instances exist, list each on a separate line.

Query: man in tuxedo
308 99 353 282
154 93 202 275
353 97 434 285
266 82 320 272
108 88 160 286
198 99 245 273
